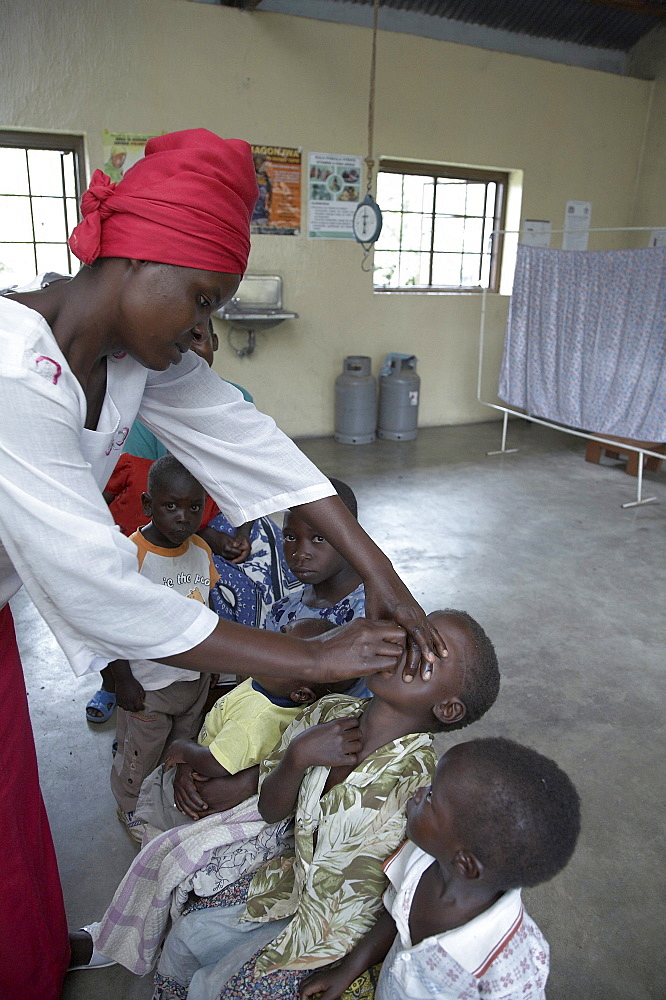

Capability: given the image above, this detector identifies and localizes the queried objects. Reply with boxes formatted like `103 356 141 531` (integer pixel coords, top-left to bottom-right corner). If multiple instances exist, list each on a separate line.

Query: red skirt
0 604 69 1000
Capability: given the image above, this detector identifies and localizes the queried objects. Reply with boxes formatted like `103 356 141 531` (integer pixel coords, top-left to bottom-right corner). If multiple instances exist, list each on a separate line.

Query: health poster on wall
562 200 592 251
101 131 159 182
308 152 362 239
251 145 301 235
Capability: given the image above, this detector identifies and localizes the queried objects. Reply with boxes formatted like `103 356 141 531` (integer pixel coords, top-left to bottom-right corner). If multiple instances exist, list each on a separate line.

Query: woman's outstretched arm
162 615 406 683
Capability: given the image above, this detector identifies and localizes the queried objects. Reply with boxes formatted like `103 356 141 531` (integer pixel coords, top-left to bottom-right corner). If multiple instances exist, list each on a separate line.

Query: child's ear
432 698 466 727
454 849 483 881
290 686 317 705
141 492 152 517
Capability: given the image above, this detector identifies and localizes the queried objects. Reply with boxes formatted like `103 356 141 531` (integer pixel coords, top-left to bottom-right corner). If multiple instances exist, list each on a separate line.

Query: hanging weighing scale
353 193 383 246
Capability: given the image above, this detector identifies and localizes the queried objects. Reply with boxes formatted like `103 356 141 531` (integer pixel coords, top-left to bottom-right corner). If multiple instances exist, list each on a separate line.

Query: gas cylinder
377 354 420 441
334 356 377 444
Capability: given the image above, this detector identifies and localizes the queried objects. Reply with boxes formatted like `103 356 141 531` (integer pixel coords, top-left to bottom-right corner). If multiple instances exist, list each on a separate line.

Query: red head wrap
68 129 258 273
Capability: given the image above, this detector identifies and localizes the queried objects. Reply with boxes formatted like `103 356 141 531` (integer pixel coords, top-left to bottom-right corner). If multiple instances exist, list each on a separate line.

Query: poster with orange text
251 145 301 235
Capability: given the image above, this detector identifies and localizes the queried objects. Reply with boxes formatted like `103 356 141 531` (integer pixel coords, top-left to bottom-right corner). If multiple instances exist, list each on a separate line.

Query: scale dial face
352 194 383 244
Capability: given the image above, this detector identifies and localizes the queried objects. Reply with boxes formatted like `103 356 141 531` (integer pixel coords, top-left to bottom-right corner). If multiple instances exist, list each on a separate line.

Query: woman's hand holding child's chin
363 577 448 681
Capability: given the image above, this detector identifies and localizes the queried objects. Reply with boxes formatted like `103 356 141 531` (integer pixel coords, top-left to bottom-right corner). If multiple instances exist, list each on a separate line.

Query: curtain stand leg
622 451 657 507
487 411 519 456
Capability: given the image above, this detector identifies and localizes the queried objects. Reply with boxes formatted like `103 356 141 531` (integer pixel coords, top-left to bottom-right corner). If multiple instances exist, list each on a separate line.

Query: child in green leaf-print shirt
153 608 500 1000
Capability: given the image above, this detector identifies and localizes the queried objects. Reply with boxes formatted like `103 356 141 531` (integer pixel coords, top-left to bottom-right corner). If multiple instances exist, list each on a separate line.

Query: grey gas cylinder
377 354 420 441
335 356 377 444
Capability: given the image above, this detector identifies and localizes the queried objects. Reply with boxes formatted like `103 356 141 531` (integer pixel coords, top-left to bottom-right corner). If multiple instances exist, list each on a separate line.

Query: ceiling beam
577 0 666 16
221 1 265 9
222 0 666 21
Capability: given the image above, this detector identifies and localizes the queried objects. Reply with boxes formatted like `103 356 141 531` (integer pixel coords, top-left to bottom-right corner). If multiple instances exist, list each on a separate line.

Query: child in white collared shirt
300 737 581 1000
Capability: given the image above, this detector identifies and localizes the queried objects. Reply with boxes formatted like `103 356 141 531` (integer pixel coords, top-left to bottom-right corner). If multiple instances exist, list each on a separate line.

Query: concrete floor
13 420 665 1000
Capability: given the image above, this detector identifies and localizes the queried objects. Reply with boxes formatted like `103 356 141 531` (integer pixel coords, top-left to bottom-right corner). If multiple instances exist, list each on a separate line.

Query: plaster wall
0 0 655 435
629 27 666 231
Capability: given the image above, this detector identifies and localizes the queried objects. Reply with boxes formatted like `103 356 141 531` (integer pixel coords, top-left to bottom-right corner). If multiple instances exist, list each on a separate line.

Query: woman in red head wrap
0 129 444 1000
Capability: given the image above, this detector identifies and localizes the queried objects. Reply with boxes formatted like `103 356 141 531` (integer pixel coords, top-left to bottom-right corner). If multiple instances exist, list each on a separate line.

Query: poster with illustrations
101 131 159 182
562 200 592 251
251 145 301 235
308 152 362 239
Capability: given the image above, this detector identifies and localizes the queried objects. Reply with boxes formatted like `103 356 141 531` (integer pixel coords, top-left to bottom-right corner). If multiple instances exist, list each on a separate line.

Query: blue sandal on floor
85 689 116 724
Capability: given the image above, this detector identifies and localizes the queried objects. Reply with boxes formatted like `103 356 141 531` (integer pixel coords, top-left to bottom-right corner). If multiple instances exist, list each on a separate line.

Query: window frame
0 130 86 281
374 159 508 294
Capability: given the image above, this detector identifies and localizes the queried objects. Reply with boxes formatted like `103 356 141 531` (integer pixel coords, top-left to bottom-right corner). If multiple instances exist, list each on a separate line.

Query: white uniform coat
0 291 333 676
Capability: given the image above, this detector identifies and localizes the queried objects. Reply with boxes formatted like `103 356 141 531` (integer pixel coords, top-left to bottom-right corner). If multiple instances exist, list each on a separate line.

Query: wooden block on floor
585 435 665 477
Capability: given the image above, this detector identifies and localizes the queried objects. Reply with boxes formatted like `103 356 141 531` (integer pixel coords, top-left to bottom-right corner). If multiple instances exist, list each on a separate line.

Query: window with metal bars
0 131 85 291
373 160 507 293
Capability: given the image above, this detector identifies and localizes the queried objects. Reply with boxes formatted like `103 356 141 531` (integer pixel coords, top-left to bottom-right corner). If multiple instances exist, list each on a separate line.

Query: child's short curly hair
453 737 581 888
147 454 201 494
327 477 358 519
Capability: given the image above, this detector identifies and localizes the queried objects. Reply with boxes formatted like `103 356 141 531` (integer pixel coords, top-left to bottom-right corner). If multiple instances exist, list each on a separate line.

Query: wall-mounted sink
213 274 297 356
215 304 298 330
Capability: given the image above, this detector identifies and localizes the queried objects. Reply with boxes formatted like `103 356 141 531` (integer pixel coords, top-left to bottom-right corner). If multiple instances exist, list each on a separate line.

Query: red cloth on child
69 129 258 273
0 605 69 999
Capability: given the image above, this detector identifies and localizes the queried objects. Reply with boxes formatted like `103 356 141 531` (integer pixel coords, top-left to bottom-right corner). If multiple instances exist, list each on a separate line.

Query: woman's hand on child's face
363 578 447 681
289 717 363 771
299 961 357 1000
173 764 208 820
313 617 406 680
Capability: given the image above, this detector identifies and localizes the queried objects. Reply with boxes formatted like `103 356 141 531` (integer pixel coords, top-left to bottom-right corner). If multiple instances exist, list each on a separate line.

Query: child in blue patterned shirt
264 478 368 697
265 477 365 631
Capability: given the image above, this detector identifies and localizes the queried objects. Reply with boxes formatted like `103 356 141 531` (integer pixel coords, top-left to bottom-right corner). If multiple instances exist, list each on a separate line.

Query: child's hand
193 766 259 814
216 531 251 564
173 764 208 820
299 960 357 1000
226 531 251 563
114 674 145 713
163 739 190 771
288 717 363 771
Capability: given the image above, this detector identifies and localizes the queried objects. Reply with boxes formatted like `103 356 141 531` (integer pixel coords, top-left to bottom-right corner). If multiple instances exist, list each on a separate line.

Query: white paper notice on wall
521 220 552 247
563 201 592 250
649 229 666 248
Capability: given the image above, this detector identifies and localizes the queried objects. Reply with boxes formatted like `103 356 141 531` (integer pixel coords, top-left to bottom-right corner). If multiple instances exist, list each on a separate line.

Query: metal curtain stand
477 226 663 509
